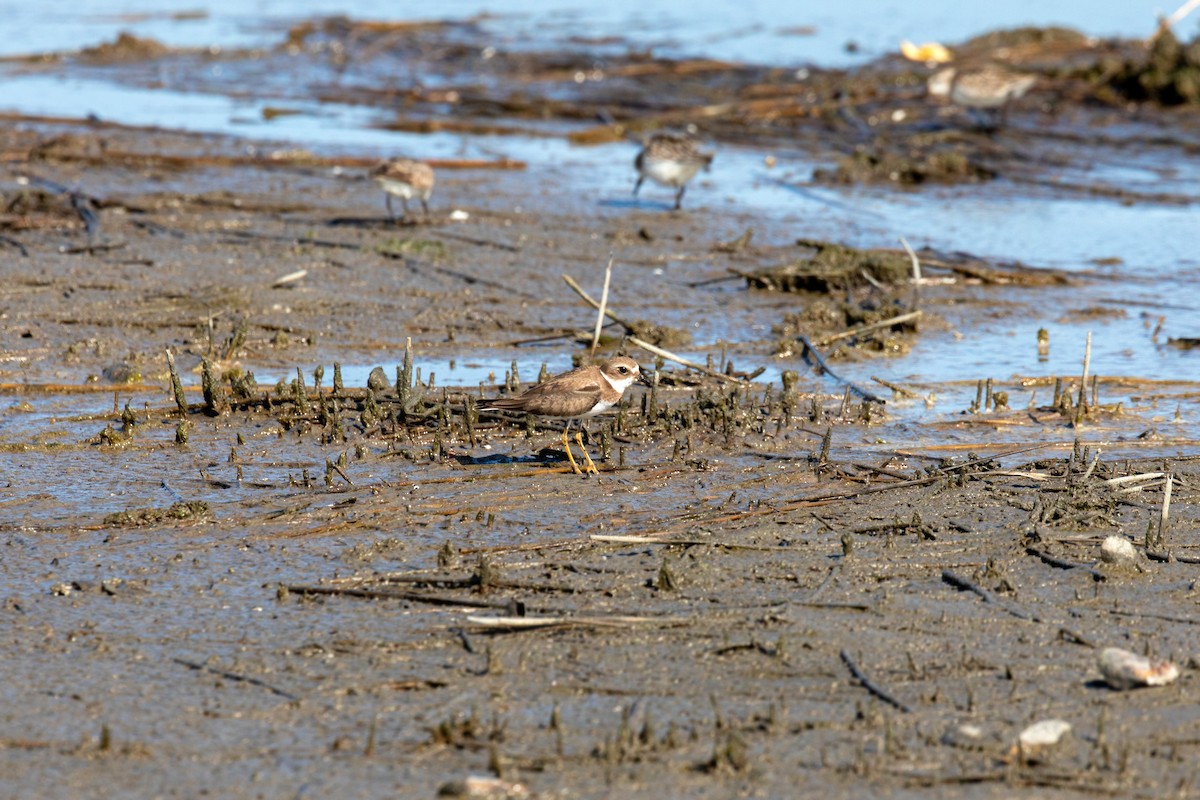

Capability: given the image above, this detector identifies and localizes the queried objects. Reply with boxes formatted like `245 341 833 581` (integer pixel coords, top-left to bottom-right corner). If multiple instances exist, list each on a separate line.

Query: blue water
0 1 1181 65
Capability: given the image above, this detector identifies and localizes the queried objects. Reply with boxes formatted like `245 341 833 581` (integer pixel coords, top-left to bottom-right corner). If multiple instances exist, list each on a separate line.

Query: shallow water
0 0 1175 65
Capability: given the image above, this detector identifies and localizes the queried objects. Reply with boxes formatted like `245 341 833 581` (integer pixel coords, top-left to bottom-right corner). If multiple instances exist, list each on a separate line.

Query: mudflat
1 17 1198 798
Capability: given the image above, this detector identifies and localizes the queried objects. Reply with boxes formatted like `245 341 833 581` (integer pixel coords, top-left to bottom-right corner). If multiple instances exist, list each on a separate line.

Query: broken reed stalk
591 256 614 359
899 235 921 310
1150 0 1200 43
627 336 746 385
1075 331 1091 425
562 273 639 332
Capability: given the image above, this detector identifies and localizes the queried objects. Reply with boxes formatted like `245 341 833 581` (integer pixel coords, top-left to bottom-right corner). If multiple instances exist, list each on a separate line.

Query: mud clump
774 297 918 356
743 239 914 293
1097 30 1200 105
104 501 211 527
815 146 996 186
78 32 171 63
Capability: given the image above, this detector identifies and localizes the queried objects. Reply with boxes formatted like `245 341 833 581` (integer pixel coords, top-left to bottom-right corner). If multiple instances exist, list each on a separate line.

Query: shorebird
633 132 714 210
481 356 649 475
927 64 1037 127
370 158 435 221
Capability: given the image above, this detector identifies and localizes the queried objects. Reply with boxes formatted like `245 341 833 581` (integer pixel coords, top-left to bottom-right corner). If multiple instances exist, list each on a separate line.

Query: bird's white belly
576 399 615 419
641 159 698 188
377 178 418 198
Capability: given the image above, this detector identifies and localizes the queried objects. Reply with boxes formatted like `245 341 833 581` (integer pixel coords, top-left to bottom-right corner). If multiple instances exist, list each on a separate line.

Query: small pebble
1100 535 1138 564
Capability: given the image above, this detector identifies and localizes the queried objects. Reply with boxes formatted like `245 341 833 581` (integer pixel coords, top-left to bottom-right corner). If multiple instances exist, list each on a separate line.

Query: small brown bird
633 132 714 210
370 158 435 221
928 64 1037 127
482 356 649 475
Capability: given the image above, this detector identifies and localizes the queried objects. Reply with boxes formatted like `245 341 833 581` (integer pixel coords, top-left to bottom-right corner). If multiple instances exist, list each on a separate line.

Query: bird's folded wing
520 382 602 416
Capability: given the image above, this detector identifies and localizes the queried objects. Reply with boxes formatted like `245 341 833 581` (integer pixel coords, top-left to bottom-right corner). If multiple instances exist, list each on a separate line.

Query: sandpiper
482 356 649 475
633 132 714 210
928 64 1036 127
370 158 435 221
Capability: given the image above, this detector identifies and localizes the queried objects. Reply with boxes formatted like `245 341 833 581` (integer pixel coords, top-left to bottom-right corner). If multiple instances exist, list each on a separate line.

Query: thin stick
271 268 307 288
812 311 922 347
564 271 757 383
1025 547 1106 581
562 273 639 331
173 657 297 700
467 614 675 630
942 570 1039 622
591 255 614 359
840 650 911 713
1159 473 1174 543
1105 472 1166 486
287 584 516 610
871 375 919 398
626 336 746 385
1150 0 1200 42
797 336 886 403
590 534 798 551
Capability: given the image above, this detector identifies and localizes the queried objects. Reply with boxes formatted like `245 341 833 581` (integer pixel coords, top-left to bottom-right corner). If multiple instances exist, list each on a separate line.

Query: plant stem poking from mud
1076 331 1092 425
591 255 614 359
1159 473 1173 545
399 337 414 410
165 350 187 414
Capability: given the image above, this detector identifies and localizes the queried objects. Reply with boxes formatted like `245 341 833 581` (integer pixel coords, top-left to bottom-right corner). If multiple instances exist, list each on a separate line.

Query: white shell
1018 719 1072 748
1098 647 1180 690
438 776 529 799
1100 536 1138 563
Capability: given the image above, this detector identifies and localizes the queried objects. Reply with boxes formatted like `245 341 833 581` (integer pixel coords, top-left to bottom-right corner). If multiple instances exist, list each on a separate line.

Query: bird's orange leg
561 427 583 475
575 430 598 475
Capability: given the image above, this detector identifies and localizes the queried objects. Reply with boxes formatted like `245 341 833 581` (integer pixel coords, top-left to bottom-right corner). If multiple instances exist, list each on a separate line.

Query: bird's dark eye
618 366 628 373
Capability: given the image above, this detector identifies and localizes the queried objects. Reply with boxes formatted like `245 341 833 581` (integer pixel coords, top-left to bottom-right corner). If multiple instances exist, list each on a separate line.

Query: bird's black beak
636 368 654 387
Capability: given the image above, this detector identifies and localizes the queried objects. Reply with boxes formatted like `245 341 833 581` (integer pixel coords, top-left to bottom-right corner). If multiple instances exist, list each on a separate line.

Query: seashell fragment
1100 536 1138 564
1018 719 1071 749
1006 719 1072 764
437 776 529 799
1098 647 1180 690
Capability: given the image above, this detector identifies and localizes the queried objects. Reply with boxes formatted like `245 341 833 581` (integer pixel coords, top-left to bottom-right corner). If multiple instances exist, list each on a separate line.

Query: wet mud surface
2 17 1200 799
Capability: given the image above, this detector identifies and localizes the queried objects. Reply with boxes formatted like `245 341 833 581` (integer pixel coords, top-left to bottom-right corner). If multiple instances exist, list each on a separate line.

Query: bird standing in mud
927 64 1037 128
481 356 649 475
370 157 435 221
633 132 714 210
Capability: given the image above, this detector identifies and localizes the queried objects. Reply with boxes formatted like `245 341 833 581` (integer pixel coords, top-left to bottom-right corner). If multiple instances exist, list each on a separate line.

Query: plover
928 64 1036 127
633 132 714 210
482 356 649 475
370 158 435 221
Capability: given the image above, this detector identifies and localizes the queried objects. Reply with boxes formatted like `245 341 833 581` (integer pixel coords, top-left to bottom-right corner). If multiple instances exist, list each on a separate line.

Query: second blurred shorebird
927 64 1036 128
633 132 714 210
371 158 435 222
481 357 649 475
